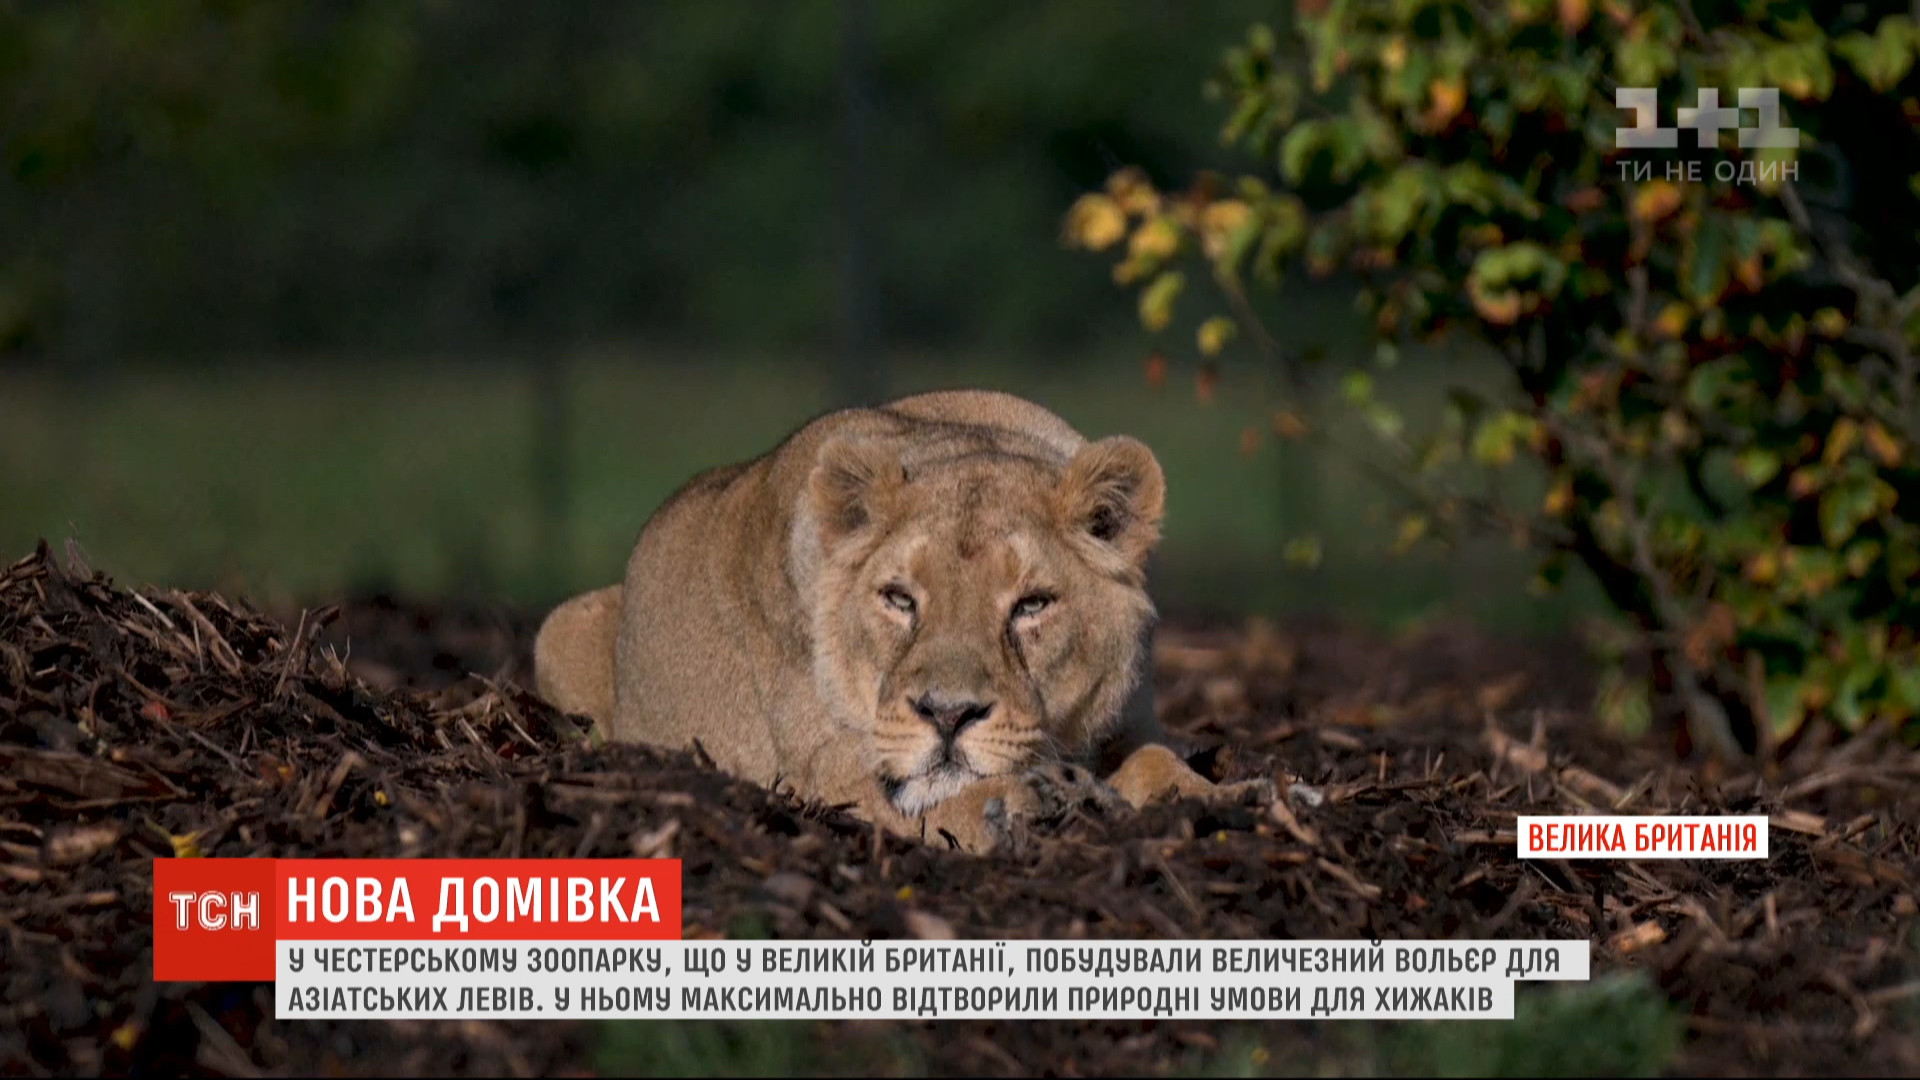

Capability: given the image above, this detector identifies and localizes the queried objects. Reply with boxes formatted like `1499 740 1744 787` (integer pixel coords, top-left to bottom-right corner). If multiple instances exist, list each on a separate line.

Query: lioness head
802 431 1164 815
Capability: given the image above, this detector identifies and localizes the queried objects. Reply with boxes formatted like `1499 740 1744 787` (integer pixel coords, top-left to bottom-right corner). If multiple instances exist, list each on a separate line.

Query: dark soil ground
3 543 1919 1077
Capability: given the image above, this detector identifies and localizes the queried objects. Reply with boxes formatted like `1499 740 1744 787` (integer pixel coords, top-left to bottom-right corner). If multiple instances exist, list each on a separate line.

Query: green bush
1381 972 1683 1078
1074 1 1920 757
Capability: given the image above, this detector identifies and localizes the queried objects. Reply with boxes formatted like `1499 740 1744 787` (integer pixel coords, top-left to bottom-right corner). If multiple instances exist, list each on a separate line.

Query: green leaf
1439 163 1541 218
1596 667 1653 738
1751 143 1800 194
1685 357 1751 411
1818 476 1882 546
1221 91 1272 148
1734 447 1780 487
1844 538 1882 579
1363 165 1429 244
1138 271 1185 333
1764 677 1808 739
1215 222 1259 284
1833 661 1878 731
1283 535 1324 568
1617 36 1678 87
1251 197 1306 282
1197 315 1237 356
1785 547 1842 600
1530 553 1569 596
1683 215 1730 305
1470 411 1535 466
1342 370 1375 406
1760 32 1836 100
1279 121 1330 186
1365 401 1405 440
1468 241 1567 294
1391 512 1428 555
1890 661 1920 713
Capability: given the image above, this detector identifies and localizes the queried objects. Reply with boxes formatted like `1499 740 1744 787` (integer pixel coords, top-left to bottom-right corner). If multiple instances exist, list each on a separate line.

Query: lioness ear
808 436 903 544
1057 436 1165 565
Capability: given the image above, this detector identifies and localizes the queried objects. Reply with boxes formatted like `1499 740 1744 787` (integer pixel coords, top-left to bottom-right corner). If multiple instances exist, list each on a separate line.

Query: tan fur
533 390 1268 852
533 585 620 722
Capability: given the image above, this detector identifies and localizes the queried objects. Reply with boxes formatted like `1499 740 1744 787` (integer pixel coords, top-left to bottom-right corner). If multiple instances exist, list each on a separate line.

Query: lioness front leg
912 765 1117 853
911 774 1041 853
1105 744 1274 809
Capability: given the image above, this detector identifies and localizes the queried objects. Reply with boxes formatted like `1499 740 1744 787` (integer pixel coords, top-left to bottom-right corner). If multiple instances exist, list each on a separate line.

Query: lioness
533 389 1261 851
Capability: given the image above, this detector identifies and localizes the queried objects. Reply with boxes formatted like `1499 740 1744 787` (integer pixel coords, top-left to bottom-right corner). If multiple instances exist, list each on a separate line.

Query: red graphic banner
152 858 683 981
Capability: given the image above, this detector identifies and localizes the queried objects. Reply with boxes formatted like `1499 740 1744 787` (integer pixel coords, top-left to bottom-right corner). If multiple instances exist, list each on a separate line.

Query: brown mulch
2 541 1918 1077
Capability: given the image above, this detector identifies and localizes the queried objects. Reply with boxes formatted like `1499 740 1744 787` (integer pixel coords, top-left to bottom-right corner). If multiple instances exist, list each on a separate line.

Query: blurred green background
0 0 1581 632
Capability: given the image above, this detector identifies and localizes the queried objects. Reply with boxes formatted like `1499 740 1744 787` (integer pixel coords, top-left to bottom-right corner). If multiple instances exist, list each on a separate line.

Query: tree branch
1780 181 1919 428
1539 412 1745 759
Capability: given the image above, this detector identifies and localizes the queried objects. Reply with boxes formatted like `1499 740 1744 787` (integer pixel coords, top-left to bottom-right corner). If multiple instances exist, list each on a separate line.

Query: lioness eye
880 586 917 615
1011 593 1053 619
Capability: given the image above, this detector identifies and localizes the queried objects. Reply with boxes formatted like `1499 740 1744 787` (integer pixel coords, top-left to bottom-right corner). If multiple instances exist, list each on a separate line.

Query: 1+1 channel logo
1613 87 1802 186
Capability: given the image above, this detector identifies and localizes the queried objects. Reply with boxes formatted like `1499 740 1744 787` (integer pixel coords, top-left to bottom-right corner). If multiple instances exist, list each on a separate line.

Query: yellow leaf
1630 181 1683 224
1473 416 1521 466
1381 37 1408 72
1470 284 1522 325
170 832 205 859
1197 316 1237 356
1824 417 1861 466
1661 409 1693 449
1105 167 1160 216
1423 76 1467 131
1811 307 1848 338
1865 421 1903 467
1392 513 1429 554
1543 475 1575 516
1138 271 1185 332
1272 410 1311 441
1283 536 1323 568
1744 548 1780 584
1129 216 1181 263
1199 199 1252 261
1062 193 1127 251
1651 302 1689 339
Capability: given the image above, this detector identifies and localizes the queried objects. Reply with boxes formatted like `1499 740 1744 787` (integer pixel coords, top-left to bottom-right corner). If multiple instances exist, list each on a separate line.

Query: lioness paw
1214 776 1278 805
921 773 1040 855
920 763 1127 854
1107 744 1275 810
1023 761 1126 815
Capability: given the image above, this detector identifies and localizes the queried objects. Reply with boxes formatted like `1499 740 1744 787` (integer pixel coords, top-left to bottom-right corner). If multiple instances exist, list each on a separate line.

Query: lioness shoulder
533 389 1263 851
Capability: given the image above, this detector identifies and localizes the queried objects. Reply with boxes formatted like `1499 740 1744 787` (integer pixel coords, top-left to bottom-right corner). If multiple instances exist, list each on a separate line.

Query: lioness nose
909 693 992 738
